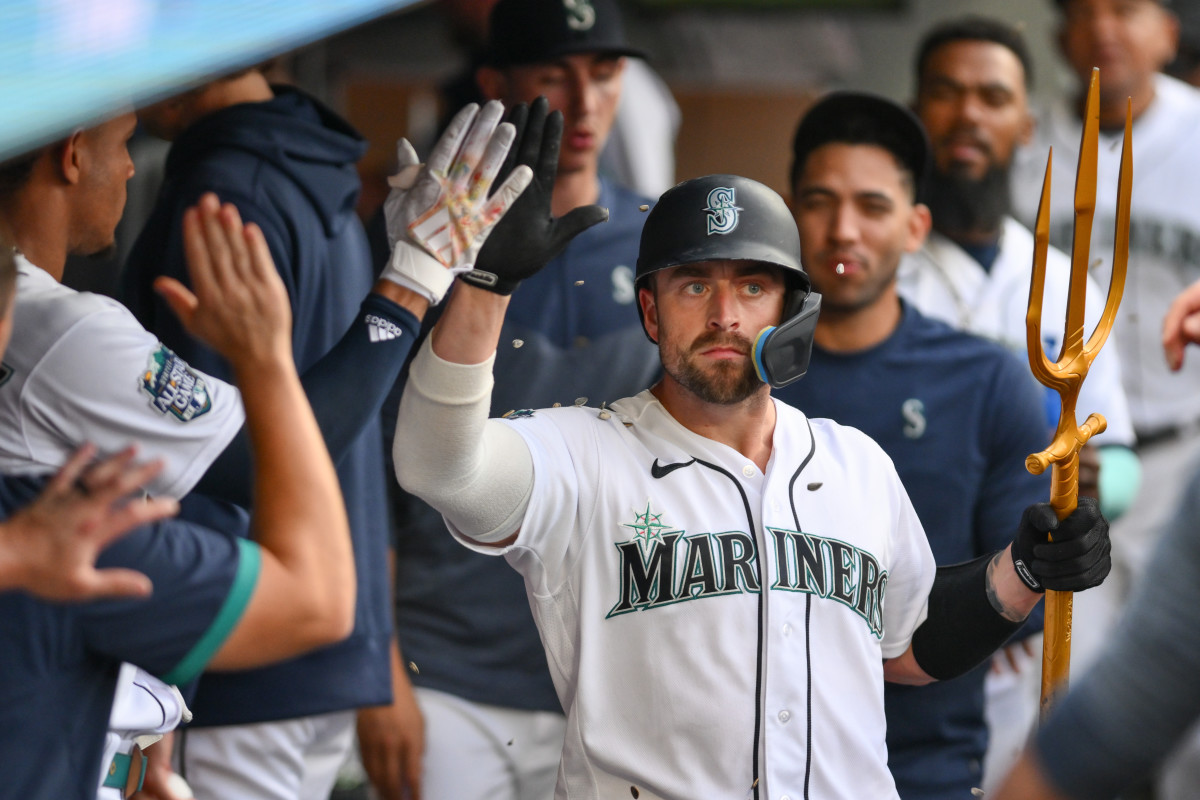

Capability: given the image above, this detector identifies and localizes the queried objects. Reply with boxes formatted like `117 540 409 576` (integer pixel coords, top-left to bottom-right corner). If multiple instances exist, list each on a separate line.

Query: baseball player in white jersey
1014 71 1200 446
1012 1 1200 794
1011 0 1200 692
391 151 1113 797
901 19 1146 791
0 250 246 494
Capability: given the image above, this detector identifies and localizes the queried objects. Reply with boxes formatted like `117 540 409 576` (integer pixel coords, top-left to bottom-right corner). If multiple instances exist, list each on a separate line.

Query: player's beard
662 329 762 405
926 163 1011 239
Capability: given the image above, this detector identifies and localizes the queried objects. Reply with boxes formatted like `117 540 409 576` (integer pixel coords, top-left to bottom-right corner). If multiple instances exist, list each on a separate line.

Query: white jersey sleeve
0 260 244 499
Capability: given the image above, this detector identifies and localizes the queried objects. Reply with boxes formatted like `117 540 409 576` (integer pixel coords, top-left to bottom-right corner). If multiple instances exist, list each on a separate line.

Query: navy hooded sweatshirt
121 86 392 724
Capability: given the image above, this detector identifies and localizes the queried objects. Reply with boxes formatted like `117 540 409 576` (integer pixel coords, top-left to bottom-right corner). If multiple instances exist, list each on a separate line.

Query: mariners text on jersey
607 505 887 638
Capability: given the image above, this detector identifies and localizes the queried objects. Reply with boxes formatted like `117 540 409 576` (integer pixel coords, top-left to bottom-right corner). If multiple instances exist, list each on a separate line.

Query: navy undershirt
959 238 1001 273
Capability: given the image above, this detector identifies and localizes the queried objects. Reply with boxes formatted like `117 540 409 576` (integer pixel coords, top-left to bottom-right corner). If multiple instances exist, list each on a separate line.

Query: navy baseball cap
484 0 647 67
790 91 931 200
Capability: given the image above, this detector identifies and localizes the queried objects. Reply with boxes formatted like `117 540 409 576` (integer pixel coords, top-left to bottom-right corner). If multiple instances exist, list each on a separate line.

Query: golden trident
1025 67 1131 720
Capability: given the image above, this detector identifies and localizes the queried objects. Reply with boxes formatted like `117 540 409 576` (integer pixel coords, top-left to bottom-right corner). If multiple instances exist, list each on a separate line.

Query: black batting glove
1011 496 1111 593
461 96 610 295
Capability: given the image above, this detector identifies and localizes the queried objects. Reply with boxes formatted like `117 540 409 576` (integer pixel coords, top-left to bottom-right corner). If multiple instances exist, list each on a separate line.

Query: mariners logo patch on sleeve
140 345 213 422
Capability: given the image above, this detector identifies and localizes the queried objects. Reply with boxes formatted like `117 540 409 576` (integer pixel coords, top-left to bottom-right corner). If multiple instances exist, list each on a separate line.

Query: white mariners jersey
898 217 1135 447
1012 75 1200 434
0 256 244 498
456 391 936 800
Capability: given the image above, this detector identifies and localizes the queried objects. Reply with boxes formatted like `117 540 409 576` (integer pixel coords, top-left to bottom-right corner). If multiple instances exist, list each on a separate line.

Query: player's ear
57 130 86 185
1018 107 1035 147
639 284 660 345
905 203 933 253
476 67 508 102
1159 8 1181 68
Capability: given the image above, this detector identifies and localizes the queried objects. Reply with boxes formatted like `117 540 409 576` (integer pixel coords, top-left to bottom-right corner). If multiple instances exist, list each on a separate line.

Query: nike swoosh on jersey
650 458 696 479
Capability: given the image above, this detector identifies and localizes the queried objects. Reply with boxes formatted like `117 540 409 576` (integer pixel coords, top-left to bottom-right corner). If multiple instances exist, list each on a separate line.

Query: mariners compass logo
704 187 742 235
624 500 672 547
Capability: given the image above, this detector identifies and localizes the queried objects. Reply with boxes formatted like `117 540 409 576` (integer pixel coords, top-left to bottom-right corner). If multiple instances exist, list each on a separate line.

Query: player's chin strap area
752 292 822 389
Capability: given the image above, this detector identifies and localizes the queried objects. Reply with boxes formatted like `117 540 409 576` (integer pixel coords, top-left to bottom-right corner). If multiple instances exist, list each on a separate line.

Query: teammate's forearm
195 289 424 508
209 351 354 669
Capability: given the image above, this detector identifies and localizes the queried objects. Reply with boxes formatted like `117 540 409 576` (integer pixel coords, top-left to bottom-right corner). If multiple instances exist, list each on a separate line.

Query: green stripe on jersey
161 538 262 686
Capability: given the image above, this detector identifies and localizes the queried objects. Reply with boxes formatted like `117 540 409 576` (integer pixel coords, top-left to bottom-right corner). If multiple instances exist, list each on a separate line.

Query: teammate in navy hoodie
122 72 390 800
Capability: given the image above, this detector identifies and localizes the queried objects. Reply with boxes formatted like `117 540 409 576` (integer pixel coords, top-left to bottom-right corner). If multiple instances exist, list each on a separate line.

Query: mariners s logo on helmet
563 0 596 31
704 187 742 236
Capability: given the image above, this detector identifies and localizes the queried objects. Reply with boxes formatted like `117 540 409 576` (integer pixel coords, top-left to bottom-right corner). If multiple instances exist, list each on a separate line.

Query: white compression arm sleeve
393 336 533 542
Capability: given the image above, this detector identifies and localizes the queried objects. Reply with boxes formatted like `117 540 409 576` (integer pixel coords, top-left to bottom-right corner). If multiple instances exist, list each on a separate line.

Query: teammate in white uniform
1015 0 1200 781
1011 2 1200 793
900 18 1141 790
391 146 1113 796
901 16 1136 495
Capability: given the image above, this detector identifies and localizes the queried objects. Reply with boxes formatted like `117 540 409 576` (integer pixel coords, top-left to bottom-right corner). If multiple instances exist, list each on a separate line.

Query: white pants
408 687 565 800
175 710 355 800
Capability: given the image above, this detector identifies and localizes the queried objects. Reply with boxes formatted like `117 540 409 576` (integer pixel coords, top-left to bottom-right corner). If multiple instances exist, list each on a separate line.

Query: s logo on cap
705 187 742 235
564 0 596 31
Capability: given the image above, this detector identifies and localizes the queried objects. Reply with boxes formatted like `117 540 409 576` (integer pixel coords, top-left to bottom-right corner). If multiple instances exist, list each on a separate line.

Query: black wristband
461 268 520 295
911 553 1024 681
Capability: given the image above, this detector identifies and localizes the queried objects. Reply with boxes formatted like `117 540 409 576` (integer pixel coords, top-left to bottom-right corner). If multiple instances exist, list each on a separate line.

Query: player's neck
813 292 903 354
0 196 67 281
652 379 776 472
552 169 600 218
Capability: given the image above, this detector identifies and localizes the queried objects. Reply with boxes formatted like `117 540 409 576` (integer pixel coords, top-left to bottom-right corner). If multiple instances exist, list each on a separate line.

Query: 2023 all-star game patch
140 345 213 422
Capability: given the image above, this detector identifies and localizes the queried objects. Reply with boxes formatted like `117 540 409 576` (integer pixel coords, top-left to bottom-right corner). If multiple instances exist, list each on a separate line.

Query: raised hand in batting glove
381 100 532 304
462 96 610 295
1010 496 1111 592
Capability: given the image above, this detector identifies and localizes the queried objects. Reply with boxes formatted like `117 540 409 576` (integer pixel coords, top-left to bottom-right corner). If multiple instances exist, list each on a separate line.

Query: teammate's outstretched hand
155 193 293 373
381 101 532 304
1010 496 1110 593
463 96 610 295
1163 276 1200 370
0 444 178 600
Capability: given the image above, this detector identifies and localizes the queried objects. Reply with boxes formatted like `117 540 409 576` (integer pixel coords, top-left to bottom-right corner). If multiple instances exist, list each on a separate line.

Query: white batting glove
381 101 533 303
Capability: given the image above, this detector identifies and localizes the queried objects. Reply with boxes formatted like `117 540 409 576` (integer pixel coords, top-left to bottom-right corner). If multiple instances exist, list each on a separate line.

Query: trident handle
1026 68 1130 722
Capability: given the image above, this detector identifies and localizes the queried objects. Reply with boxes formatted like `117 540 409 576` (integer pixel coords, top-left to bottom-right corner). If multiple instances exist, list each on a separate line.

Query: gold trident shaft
1026 67 1131 721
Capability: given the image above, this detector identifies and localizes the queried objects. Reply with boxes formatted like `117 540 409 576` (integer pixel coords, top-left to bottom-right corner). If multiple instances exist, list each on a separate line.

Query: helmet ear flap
753 292 822 388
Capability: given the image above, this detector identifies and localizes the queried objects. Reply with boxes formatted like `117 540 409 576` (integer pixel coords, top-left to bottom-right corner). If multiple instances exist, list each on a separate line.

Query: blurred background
4 0 1077 295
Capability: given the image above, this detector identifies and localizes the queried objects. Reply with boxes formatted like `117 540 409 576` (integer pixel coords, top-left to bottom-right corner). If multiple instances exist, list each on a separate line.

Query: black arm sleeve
193 293 421 508
910 553 1025 681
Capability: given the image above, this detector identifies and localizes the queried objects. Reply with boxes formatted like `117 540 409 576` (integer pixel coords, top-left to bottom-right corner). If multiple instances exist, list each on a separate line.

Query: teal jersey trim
161 538 262 685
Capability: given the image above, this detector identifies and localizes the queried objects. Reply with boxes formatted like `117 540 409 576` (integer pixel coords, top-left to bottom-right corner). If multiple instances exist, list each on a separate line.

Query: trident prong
1025 67 1131 721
